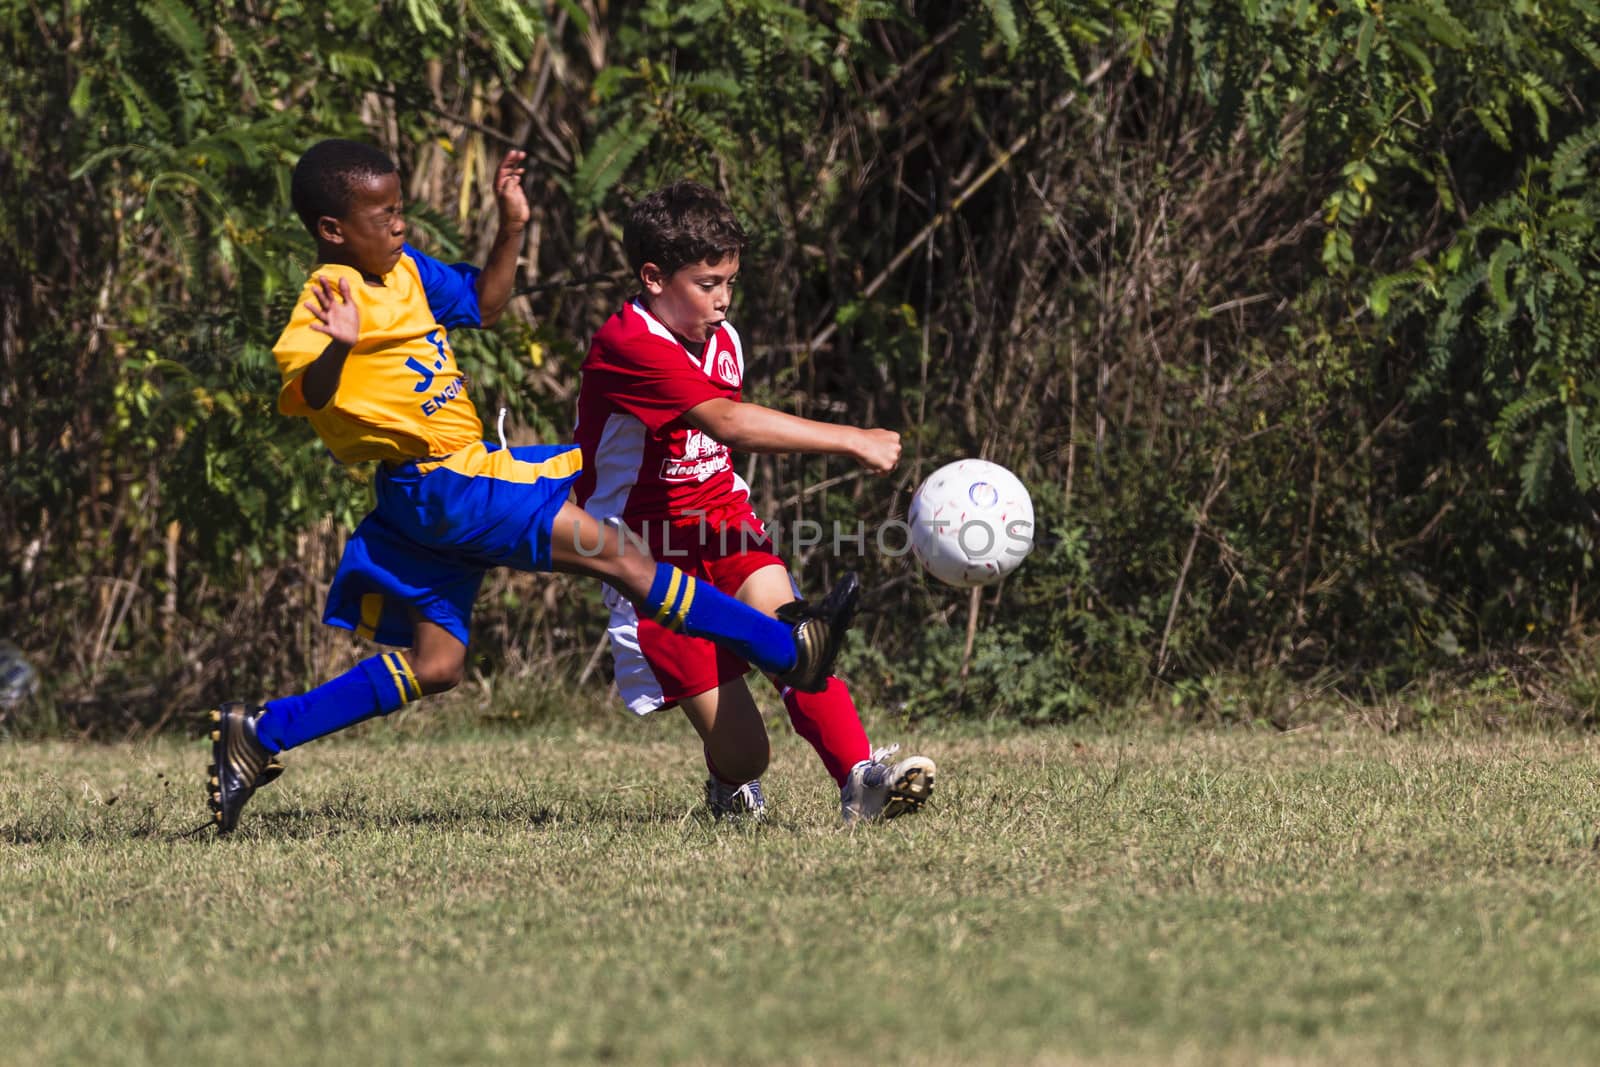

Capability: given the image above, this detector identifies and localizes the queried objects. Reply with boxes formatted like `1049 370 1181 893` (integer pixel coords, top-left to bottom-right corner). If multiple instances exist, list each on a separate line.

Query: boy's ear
639 262 668 295
316 215 346 246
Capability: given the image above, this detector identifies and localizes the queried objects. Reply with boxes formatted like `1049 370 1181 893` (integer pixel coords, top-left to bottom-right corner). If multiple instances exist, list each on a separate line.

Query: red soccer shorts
604 516 794 714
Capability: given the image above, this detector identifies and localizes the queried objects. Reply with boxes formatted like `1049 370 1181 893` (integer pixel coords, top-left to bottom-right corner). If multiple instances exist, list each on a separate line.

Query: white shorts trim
603 584 668 716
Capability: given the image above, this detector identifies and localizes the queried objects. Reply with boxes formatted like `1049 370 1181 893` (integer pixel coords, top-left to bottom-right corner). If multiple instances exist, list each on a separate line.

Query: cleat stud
210 730 221 742
209 777 219 787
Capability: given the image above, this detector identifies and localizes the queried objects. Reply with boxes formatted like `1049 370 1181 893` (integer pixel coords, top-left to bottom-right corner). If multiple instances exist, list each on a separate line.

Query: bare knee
408 620 467 697
407 651 465 695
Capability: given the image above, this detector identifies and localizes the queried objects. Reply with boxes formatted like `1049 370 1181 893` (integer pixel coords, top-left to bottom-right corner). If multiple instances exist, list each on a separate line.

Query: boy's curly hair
290 139 398 236
624 181 748 278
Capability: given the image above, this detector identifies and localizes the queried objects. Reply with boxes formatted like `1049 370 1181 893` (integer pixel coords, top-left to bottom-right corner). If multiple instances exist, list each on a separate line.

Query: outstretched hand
854 428 902 475
306 275 359 349
493 150 530 232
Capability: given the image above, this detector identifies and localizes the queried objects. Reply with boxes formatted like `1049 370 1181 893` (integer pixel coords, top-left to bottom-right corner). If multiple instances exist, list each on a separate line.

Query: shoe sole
207 711 233 832
881 765 935 820
206 758 282 804
784 573 861 693
822 573 862 671
207 703 272 834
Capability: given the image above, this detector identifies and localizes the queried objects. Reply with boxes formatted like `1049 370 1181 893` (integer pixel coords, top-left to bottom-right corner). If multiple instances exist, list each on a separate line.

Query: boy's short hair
290 139 398 236
624 181 748 278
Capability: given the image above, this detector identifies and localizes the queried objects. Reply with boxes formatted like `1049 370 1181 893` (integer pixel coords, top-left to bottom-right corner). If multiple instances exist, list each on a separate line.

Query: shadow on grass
0 792 561 844
241 798 565 839
217 795 759 840
1 787 755 845
1 799 184 845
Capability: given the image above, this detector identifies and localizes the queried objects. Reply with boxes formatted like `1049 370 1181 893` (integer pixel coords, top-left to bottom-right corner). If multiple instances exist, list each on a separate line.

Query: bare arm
301 275 359 410
476 150 529 327
683 397 901 474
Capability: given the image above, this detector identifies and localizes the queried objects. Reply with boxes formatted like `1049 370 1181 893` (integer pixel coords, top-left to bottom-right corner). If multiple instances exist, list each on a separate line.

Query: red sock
780 677 871 787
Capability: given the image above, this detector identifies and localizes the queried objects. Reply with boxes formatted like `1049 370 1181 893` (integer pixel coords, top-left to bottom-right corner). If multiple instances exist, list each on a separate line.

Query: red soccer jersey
574 298 754 532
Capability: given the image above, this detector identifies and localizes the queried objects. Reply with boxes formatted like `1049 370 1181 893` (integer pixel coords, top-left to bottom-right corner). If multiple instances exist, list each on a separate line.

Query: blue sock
643 563 796 675
255 652 421 752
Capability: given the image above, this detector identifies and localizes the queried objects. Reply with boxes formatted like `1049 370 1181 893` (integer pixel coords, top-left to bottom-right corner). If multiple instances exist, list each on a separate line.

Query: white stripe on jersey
632 297 729 376
723 321 745 379
632 299 678 344
584 412 649 521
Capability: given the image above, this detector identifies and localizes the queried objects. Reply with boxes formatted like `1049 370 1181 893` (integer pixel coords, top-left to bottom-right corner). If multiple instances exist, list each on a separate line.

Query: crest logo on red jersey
661 428 731 483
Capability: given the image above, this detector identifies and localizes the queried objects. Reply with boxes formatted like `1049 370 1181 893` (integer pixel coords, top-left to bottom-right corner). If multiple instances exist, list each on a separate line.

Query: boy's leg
734 565 870 785
546 502 854 692
678 679 770 818
208 621 466 833
253 621 462 751
599 572 771 818
735 563 936 822
678 680 770 786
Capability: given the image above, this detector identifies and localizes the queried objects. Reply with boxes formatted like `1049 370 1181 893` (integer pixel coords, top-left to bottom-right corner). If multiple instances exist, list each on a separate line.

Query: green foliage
1 0 558 723
1377 116 1600 504
7 0 1600 729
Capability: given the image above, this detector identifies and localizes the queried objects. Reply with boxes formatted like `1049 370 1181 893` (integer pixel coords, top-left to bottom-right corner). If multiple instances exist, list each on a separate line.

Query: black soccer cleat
211 719 285 791
257 756 286 789
206 701 276 834
774 571 861 693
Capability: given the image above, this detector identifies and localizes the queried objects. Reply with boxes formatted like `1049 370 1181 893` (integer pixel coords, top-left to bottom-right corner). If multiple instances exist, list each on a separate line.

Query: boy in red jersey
203 143 860 834
573 181 936 822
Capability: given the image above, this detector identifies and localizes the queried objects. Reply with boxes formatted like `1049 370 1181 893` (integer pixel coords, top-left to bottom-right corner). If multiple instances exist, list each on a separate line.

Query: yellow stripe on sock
671 575 698 632
393 653 421 704
357 594 384 640
382 652 411 705
382 653 405 702
653 569 683 626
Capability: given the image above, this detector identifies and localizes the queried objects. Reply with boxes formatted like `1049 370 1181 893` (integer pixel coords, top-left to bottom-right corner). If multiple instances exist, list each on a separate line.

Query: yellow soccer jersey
273 246 485 464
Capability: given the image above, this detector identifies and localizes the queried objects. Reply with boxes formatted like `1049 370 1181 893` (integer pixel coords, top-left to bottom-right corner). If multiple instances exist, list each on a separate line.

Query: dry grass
4 720 1600 1065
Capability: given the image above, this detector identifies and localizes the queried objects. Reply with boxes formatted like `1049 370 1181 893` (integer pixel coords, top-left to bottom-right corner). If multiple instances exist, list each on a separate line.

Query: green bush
4 0 1600 731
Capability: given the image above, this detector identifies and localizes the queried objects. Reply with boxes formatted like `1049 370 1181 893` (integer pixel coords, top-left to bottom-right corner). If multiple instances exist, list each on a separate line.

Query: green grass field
6 716 1600 1065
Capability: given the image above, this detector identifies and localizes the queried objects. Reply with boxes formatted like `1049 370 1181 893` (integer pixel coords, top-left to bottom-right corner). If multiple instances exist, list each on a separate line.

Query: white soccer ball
908 459 1035 588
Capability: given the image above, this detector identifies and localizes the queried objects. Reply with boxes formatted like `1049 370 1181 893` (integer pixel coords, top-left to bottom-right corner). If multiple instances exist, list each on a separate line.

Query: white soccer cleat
840 745 936 824
705 777 767 821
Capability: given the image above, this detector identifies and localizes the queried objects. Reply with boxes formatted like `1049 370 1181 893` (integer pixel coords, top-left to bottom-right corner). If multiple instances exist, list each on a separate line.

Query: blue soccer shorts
323 440 582 648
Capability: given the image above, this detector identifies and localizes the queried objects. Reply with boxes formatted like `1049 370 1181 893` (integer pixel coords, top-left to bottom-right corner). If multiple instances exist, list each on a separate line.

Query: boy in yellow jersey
205 139 860 834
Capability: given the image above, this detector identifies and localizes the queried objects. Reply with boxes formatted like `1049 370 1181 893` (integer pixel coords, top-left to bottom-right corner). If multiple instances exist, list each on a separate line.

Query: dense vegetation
4 0 1599 731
